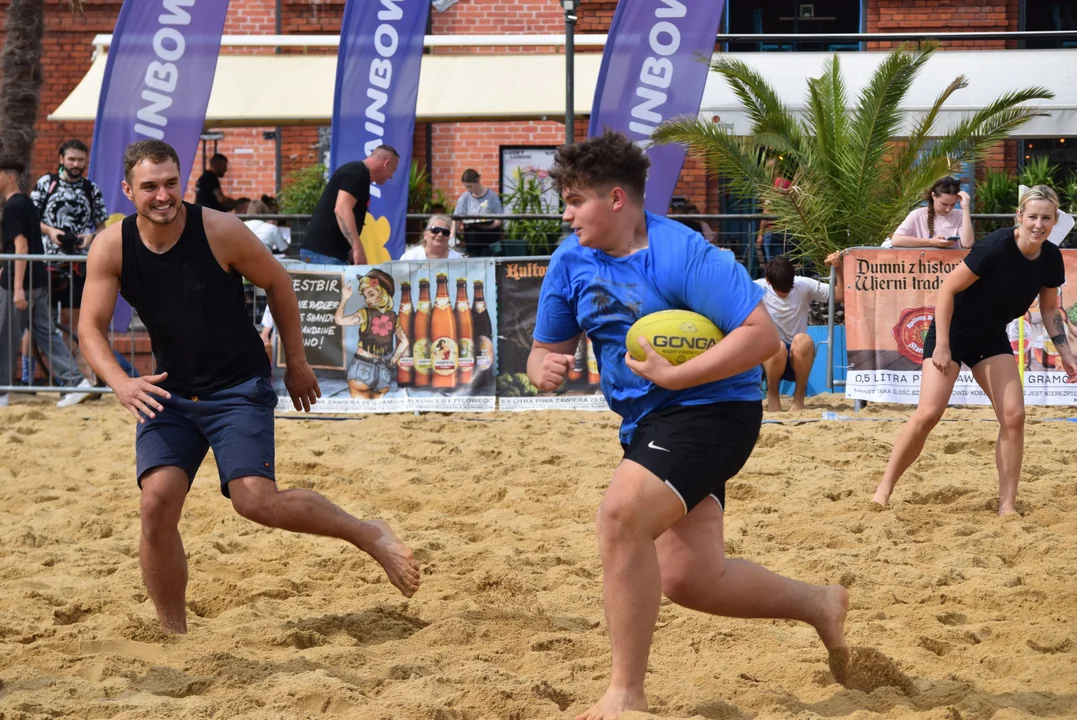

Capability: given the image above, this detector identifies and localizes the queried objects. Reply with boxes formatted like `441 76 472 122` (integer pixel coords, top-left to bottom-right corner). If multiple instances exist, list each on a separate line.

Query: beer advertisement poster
495 259 610 411
844 249 1077 405
277 260 497 412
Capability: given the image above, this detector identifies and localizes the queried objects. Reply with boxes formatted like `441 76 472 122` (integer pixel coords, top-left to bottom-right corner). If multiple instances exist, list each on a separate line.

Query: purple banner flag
588 0 725 214
89 0 231 216
330 0 429 262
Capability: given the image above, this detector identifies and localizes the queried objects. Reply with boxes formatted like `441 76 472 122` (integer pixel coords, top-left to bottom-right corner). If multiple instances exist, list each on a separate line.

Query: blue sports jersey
534 212 765 444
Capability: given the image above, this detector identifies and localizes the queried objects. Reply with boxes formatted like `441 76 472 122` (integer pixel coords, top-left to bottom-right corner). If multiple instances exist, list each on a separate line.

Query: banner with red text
844 248 1077 404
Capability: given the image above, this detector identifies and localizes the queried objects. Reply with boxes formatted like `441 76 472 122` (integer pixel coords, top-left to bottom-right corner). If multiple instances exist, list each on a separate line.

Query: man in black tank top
78 140 420 634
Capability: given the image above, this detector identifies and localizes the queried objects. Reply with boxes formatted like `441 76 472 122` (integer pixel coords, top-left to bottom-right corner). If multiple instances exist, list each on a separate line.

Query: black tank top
119 203 270 395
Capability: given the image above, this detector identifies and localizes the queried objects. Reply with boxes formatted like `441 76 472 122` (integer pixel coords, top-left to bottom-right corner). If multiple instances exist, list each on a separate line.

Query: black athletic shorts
621 401 762 513
923 321 1012 369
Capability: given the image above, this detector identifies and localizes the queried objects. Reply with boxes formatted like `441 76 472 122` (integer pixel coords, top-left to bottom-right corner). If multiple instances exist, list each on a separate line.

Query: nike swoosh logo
648 441 670 452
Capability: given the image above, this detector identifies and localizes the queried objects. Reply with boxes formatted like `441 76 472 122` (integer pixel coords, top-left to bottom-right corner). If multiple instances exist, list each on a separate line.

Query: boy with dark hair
528 131 848 720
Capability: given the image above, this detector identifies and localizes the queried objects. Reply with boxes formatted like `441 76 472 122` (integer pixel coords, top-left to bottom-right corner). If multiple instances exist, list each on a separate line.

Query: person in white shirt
755 254 843 411
399 214 465 260
243 199 288 254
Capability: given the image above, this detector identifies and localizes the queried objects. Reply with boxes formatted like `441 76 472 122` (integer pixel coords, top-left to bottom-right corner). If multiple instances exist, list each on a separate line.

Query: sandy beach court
0 393 1075 719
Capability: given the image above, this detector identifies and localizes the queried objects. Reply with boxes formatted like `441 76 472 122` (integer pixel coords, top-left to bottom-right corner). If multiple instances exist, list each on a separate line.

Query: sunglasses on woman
427 226 451 237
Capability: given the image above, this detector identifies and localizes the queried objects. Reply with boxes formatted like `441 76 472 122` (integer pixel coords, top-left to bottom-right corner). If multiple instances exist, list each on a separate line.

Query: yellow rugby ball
626 309 723 365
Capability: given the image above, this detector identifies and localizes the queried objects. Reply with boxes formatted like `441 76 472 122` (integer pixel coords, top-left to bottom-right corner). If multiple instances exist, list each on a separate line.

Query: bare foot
790 400 806 411
998 505 1020 517
360 519 421 597
575 687 647 720
766 397 783 412
871 484 891 508
158 617 188 635
813 584 849 652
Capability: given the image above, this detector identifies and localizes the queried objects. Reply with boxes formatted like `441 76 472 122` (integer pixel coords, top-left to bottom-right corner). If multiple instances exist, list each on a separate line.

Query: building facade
4 0 1067 214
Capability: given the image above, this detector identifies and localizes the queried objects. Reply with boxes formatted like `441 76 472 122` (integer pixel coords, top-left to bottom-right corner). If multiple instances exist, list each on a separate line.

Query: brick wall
866 0 1018 49
187 0 280 202
0 0 1031 217
4 1 123 185
865 0 1018 175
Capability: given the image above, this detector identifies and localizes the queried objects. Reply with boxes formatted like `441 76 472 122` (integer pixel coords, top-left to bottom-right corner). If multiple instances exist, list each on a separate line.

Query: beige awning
49 51 603 126
51 48 1075 137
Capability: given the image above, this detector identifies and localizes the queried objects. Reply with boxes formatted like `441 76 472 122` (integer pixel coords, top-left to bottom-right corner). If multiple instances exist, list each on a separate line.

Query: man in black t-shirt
194 153 236 212
301 146 399 265
0 158 93 408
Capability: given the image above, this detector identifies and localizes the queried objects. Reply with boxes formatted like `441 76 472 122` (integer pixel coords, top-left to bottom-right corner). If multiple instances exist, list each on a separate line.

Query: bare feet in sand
871 483 892 508
790 400 806 411
359 519 421 597
575 687 647 720
767 398 783 412
814 584 849 654
998 501 1019 517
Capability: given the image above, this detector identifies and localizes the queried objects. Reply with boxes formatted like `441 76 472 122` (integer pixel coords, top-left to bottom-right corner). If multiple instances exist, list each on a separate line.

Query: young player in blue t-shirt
528 132 850 720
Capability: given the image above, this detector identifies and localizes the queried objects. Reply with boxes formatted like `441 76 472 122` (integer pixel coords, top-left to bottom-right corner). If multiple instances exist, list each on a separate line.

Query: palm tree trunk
0 0 45 189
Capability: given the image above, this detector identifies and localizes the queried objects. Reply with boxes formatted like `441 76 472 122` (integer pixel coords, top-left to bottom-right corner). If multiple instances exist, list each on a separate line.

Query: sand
1 392 1076 719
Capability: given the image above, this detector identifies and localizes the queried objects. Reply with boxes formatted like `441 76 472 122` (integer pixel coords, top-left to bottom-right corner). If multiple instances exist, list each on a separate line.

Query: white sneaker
0 394 8 408
57 378 95 408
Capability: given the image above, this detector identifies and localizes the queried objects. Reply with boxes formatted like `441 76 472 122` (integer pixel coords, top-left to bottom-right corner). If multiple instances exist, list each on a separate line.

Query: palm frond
710 57 802 145
888 76 968 179
652 43 1048 265
838 46 934 216
652 117 769 201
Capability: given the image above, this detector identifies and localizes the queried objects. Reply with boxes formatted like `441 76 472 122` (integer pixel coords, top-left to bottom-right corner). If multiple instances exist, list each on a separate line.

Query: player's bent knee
1000 406 1025 430
661 570 697 607
596 493 646 541
791 333 815 357
230 478 279 525
232 494 275 525
914 406 946 432
140 495 182 538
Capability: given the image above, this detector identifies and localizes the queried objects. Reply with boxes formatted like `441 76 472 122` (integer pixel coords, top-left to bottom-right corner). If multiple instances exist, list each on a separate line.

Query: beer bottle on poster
472 280 493 378
413 279 432 387
569 335 585 383
586 336 601 387
455 278 474 384
431 273 458 389
397 281 415 387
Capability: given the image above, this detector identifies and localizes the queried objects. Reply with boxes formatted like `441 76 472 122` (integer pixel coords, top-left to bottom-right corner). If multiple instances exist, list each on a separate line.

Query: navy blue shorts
780 342 798 383
135 376 278 497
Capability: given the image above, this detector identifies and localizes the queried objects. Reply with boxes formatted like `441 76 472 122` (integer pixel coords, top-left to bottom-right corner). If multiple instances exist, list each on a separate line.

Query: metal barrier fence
253 212 1025 281
0 218 1031 400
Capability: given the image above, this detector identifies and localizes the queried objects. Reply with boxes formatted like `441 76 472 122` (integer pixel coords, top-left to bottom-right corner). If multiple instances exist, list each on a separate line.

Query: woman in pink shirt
889 176 974 249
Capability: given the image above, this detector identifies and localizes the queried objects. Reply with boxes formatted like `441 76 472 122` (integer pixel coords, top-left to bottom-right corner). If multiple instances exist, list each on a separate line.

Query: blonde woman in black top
873 186 1077 515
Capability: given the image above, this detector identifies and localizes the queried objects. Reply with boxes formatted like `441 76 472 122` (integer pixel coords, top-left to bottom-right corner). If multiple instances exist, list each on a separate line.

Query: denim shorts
347 355 393 392
300 248 348 265
135 376 278 497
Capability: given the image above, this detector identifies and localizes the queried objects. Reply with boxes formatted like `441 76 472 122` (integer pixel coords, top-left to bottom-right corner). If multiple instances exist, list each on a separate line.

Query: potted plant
277 163 328 248
501 170 562 256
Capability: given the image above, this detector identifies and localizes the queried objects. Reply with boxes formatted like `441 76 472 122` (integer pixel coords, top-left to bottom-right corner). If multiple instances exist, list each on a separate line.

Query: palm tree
0 0 83 187
652 43 1053 266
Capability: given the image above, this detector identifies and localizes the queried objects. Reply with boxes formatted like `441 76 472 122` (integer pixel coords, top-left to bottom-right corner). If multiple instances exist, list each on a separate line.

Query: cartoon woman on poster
334 269 409 399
